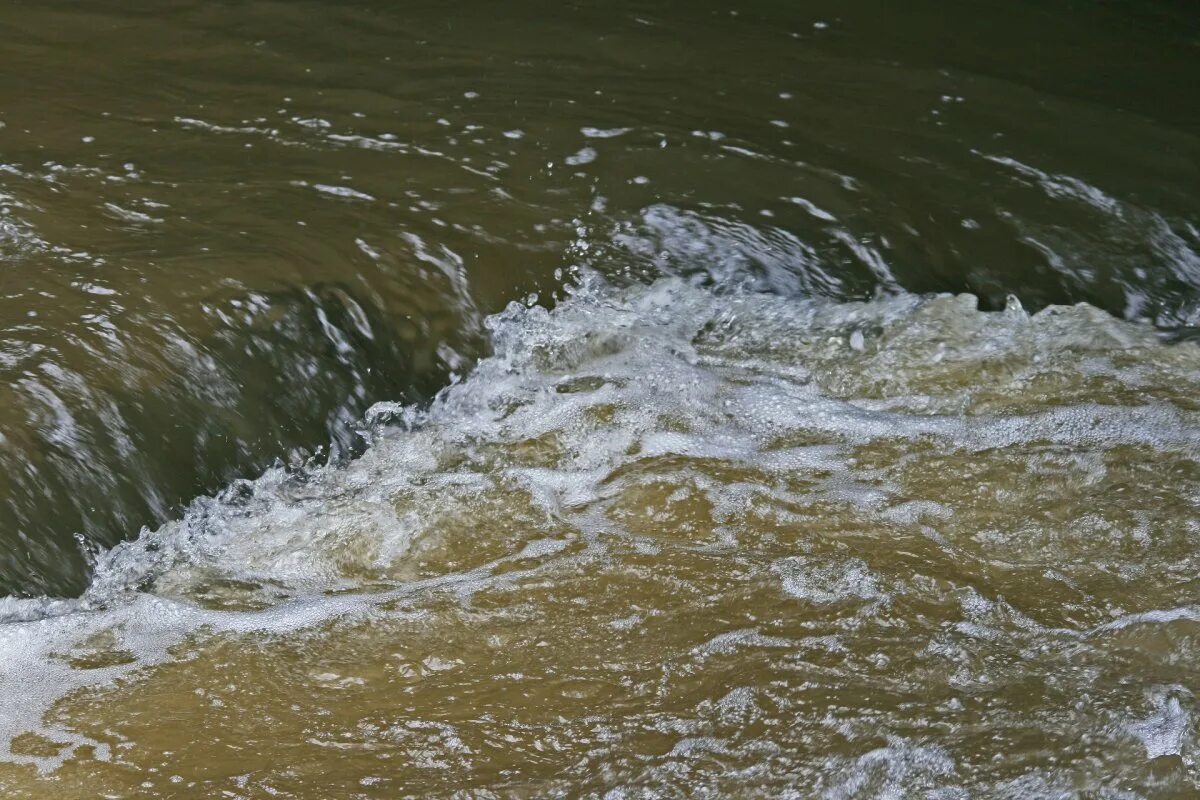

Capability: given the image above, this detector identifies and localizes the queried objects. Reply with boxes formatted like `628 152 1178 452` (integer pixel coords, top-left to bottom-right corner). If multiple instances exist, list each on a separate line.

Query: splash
1 272 1199 795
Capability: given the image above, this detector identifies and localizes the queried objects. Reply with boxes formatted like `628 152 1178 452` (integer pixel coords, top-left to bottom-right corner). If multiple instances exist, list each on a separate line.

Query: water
1 0 1199 796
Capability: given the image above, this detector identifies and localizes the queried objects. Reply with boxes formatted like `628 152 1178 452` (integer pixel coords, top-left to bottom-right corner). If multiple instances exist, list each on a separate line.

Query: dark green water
1 2 1200 796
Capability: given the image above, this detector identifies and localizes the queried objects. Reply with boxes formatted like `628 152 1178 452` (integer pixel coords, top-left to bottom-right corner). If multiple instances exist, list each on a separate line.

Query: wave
2 270 1198 794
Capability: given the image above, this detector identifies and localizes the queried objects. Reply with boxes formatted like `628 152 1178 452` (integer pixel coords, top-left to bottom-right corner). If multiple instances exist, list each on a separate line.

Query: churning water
1 1 1199 797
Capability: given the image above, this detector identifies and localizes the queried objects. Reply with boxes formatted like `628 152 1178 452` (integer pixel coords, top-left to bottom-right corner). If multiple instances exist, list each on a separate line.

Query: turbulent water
4 272 1200 797
2 0 1200 797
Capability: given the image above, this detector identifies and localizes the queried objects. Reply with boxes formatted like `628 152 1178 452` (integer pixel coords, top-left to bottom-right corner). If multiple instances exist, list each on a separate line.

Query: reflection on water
0 0 1199 795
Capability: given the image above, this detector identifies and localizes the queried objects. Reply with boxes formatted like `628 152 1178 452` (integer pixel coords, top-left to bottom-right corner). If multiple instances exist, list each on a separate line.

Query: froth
2 271 1199 785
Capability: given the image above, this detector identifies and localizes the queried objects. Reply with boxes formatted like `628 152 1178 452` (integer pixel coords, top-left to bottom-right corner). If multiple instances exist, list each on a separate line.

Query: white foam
581 127 633 139
312 183 375 202
1 267 1198 777
771 557 882 605
1127 689 1192 760
565 147 598 166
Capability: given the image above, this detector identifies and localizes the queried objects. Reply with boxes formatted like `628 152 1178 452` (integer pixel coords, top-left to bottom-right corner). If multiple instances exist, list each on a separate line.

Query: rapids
2 1 1199 797
2 271 1199 796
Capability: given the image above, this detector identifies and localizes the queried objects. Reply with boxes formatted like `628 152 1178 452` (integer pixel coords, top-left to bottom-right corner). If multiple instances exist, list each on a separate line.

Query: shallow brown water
1 1 1199 797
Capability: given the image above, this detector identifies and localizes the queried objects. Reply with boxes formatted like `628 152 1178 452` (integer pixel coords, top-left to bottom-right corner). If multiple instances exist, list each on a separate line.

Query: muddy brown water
0 1 1199 796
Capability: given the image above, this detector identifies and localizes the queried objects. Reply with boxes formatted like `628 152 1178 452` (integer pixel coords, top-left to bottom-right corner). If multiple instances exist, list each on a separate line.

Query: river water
1 1 1199 797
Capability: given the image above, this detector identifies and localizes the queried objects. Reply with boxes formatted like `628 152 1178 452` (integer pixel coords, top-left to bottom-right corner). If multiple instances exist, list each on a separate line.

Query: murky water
2 1 1199 796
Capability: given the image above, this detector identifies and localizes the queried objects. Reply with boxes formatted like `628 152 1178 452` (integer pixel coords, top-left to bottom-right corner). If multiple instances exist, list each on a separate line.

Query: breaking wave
2 268 1199 795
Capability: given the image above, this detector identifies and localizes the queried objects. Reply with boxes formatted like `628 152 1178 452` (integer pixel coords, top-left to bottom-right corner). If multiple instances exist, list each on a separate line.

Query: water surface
1 0 1199 796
